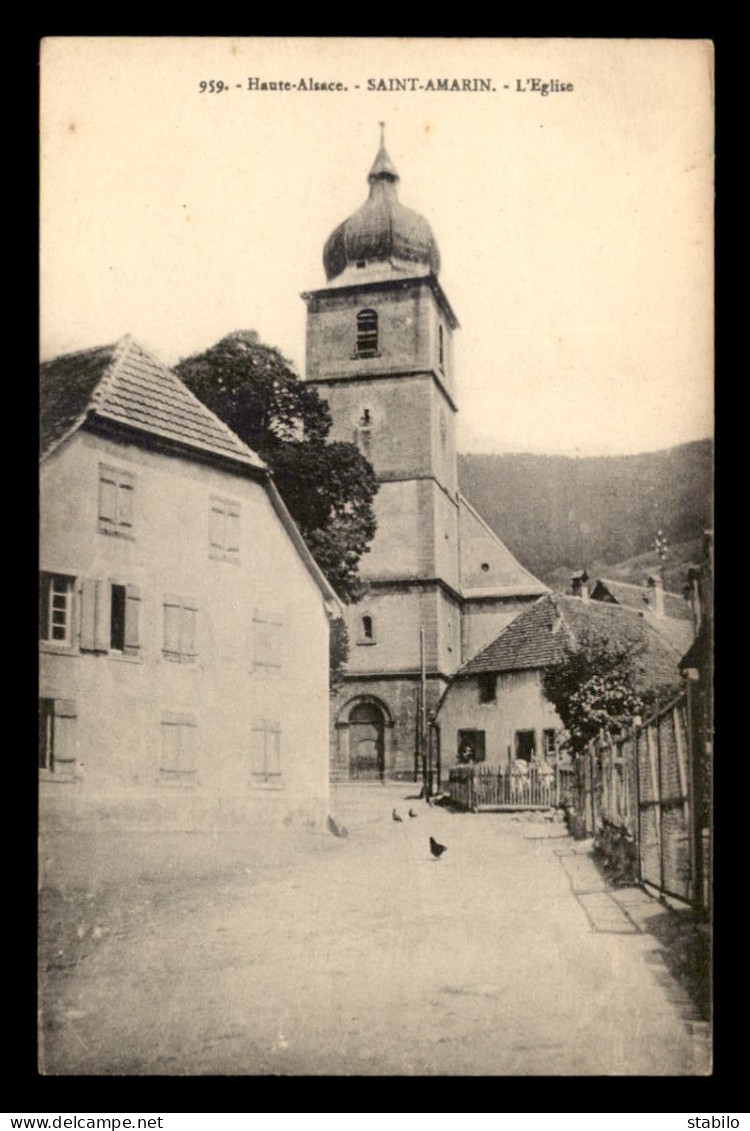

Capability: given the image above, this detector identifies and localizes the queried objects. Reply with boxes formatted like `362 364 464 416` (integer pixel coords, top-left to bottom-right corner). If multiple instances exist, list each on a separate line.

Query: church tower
303 130 547 780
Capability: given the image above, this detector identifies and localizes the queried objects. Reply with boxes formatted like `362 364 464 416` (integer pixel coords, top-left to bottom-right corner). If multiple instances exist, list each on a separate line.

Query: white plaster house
39 336 340 827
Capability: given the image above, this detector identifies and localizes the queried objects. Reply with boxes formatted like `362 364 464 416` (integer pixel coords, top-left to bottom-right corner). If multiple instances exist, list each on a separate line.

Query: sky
39 37 715 457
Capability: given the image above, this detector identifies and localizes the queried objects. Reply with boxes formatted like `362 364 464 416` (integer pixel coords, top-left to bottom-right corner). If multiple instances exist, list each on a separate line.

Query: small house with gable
435 592 687 772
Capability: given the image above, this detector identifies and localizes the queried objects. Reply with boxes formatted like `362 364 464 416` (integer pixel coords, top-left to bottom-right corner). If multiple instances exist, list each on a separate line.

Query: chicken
392 808 403 822
408 808 418 818
429 836 447 858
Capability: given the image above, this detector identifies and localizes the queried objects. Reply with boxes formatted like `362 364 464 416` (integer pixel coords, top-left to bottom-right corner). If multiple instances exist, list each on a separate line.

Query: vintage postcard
39 38 714 1077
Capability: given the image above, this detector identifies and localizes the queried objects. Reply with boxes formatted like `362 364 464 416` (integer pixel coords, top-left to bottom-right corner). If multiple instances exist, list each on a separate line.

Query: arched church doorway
348 700 385 780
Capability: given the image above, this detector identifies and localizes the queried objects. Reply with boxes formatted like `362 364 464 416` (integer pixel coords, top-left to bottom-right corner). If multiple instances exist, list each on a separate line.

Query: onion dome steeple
322 124 441 282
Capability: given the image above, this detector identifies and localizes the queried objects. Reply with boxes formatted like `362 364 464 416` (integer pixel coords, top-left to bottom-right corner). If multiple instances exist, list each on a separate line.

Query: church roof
458 494 549 599
457 593 683 696
40 336 266 471
322 134 441 282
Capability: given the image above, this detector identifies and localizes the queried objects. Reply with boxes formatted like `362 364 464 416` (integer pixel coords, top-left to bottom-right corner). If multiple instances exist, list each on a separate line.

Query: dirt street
38 783 710 1075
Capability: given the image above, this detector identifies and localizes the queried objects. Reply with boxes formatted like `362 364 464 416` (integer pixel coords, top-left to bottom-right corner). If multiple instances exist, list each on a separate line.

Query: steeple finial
368 125 399 183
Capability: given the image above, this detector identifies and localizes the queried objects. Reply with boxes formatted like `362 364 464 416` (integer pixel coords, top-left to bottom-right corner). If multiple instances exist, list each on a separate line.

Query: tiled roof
458 593 683 696
39 343 117 456
590 578 692 623
40 336 265 470
459 596 566 676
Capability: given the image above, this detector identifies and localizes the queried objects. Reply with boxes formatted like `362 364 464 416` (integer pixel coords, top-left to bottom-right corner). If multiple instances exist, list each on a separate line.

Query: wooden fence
444 688 710 917
572 691 709 914
448 762 576 811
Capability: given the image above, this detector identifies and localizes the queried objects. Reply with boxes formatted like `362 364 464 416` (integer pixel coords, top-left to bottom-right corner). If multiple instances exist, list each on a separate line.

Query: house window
98 465 134 537
478 673 497 703
252 610 284 673
251 720 282 784
163 595 198 663
438 323 445 370
160 713 197 783
38 698 77 778
458 729 486 764
209 497 240 562
543 729 557 760
79 579 141 656
39 573 75 645
356 309 378 357
110 584 126 651
358 614 376 645
515 729 536 762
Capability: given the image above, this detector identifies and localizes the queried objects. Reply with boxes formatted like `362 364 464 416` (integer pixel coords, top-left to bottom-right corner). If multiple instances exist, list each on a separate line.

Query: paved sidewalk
39 784 710 1075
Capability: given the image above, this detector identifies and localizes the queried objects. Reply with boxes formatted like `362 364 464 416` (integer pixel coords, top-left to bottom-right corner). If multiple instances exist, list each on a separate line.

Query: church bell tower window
356 309 378 357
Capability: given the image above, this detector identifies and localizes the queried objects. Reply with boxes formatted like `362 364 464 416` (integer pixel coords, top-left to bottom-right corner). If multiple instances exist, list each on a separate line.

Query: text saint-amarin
367 78 493 92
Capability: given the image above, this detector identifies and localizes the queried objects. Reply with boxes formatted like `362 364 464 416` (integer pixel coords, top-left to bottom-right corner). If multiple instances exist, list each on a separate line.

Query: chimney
648 573 665 617
571 569 589 601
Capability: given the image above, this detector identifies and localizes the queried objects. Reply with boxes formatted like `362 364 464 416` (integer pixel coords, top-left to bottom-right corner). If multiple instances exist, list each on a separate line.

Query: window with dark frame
358 613 376 644
478 673 497 703
356 309 378 357
39 573 75 645
79 579 141 657
458 729 486 763
515 729 536 762
543 728 557 760
110 584 126 651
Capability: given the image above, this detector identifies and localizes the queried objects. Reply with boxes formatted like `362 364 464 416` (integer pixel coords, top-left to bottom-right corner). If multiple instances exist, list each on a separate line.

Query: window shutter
161 720 180 772
163 596 182 657
93 579 111 652
98 474 117 526
253 611 268 671
181 602 198 659
52 699 77 769
209 503 225 557
80 579 96 651
267 724 282 777
180 717 197 774
124 584 141 654
251 721 266 778
268 616 283 669
226 507 240 561
118 480 134 529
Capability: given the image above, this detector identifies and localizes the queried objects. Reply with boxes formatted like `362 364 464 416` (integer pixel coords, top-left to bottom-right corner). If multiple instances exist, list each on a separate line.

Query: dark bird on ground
430 836 447 858
392 809 403 822
408 808 418 818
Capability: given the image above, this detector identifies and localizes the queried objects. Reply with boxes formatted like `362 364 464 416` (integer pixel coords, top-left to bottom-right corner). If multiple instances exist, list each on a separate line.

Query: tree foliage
175 331 378 602
542 627 646 757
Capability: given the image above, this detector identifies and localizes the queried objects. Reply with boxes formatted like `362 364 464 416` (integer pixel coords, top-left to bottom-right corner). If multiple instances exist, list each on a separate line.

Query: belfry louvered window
356 309 378 357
